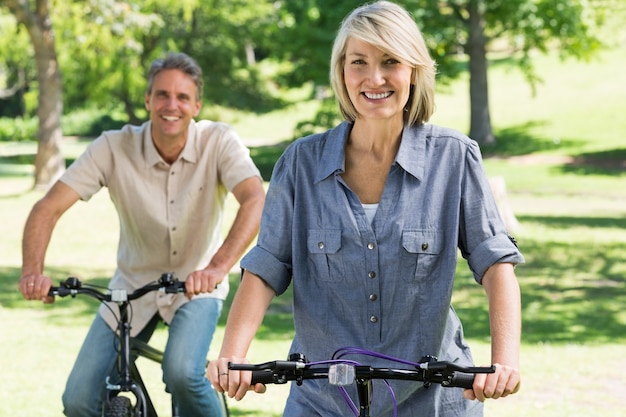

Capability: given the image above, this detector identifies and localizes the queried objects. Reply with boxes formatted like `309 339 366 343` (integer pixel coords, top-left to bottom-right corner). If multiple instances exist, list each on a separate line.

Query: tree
409 0 602 145
1 0 64 189
54 0 164 124
53 0 281 117
264 0 603 145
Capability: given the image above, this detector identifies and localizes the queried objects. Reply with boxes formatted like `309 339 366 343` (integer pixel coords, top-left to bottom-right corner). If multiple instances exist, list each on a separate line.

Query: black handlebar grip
446 372 475 389
250 370 277 385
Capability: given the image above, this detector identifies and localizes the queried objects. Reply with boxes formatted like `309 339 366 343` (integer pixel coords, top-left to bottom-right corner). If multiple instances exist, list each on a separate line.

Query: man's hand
184 266 227 299
19 273 54 303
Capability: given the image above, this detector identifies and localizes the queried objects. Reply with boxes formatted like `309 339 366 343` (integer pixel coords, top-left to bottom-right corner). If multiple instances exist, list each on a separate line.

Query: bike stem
355 375 373 417
118 302 133 387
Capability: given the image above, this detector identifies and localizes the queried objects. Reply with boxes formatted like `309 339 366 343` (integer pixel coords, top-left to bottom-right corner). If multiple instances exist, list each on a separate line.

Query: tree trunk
466 0 495 146
3 0 65 189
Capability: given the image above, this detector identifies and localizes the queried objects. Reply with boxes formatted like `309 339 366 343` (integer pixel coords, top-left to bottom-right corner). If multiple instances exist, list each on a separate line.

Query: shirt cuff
241 246 292 295
468 234 525 283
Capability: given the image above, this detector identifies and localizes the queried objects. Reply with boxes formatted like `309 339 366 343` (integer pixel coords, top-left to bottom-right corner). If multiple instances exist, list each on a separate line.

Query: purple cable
326 347 423 417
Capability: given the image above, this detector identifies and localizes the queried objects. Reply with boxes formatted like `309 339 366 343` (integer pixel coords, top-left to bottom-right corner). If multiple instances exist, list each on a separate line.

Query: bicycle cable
330 346 452 417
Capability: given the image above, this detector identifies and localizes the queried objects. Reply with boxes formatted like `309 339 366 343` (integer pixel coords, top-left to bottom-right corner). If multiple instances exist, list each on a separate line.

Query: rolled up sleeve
467 234 524 283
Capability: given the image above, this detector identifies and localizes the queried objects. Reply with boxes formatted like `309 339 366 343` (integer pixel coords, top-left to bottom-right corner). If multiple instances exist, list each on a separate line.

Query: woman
209 1 523 415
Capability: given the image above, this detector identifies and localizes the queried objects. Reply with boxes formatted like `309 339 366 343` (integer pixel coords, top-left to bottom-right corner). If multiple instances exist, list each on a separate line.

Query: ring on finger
220 372 228 376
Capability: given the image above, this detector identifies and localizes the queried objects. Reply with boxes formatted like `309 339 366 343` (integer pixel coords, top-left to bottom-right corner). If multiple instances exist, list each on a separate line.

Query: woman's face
343 38 413 124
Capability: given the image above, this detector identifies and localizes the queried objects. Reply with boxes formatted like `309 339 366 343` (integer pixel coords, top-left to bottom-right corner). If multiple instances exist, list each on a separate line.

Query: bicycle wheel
217 391 230 417
104 396 132 417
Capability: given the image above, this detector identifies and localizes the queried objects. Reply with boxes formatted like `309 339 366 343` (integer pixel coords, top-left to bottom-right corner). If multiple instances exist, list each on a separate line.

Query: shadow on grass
560 147 626 176
454 227 626 344
481 122 575 157
4 215 625 346
1 266 113 327
517 214 626 229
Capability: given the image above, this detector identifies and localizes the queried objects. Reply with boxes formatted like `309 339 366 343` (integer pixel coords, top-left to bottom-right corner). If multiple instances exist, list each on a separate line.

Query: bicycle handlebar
229 353 495 389
47 273 186 302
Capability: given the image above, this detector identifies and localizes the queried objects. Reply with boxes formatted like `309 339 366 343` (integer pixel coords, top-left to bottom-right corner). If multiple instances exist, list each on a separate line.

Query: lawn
1 47 625 416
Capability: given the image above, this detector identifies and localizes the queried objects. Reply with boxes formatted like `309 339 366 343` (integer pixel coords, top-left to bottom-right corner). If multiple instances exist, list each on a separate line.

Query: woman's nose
367 65 385 85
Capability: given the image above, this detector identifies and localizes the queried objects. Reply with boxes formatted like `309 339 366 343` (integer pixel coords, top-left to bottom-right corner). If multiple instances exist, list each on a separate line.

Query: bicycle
48 273 229 417
229 346 495 417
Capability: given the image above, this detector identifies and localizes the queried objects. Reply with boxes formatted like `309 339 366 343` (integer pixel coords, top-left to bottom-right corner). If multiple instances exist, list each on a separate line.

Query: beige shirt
60 120 261 335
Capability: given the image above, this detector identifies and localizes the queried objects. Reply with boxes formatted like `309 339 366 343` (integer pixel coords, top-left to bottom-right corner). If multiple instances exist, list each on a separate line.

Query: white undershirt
362 203 379 225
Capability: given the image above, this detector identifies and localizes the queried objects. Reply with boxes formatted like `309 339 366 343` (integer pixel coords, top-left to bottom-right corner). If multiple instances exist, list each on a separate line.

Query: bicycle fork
105 302 152 416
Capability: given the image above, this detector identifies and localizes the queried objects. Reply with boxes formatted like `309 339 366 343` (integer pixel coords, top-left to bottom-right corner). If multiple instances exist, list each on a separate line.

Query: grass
1 46 625 416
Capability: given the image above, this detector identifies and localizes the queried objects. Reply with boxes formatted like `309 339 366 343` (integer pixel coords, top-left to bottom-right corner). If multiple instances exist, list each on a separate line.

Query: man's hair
330 1 436 126
146 52 204 99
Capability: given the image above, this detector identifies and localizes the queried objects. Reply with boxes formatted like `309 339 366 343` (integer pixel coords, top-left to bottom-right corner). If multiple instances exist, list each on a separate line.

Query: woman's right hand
208 356 266 401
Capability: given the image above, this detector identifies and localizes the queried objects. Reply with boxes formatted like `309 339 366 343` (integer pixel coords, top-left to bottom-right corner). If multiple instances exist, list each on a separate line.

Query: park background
1 1 625 416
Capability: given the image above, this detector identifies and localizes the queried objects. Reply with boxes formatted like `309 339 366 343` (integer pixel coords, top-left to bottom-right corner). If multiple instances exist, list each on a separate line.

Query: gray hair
146 52 203 99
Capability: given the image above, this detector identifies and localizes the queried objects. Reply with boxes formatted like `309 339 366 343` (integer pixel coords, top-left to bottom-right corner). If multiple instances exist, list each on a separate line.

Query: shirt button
172 251 177 255
368 271 376 279
170 200 175 204
369 294 377 301
367 242 375 250
370 316 378 323
421 242 429 251
318 242 325 250
172 226 177 231
171 171 175 175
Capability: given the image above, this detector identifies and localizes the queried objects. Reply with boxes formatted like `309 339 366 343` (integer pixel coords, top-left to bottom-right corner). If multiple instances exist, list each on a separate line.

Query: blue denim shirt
241 121 524 416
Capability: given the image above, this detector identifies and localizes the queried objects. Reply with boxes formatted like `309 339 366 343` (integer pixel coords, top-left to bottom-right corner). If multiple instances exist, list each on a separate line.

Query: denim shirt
241 121 523 416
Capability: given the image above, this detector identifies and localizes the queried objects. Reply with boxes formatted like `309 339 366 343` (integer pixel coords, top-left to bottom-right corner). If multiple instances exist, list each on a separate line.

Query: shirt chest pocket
307 229 345 282
401 230 442 282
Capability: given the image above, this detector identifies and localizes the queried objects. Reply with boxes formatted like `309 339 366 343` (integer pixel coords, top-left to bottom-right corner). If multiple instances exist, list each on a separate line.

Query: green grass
1 47 626 416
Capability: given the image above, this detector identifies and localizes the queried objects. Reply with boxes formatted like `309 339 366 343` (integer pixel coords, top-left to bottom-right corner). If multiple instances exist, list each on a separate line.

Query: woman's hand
207 356 266 401
463 362 520 402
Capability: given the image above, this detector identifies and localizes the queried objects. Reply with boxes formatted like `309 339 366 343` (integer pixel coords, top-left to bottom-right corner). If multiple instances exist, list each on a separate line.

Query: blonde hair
330 1 436 126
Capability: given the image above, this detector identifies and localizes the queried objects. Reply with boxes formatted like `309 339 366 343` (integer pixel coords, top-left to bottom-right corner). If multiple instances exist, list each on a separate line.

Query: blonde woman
209 2 522 415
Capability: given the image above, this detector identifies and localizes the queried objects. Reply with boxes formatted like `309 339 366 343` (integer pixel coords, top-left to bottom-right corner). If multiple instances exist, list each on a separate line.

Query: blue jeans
62 298 224 417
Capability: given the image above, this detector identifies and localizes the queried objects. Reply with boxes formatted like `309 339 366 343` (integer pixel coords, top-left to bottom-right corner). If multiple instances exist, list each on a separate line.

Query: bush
0 109 129 143
62 108 128 137
0 117 38 142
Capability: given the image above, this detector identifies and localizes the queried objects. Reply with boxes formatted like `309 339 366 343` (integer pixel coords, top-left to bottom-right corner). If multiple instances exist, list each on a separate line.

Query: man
18 52 265 416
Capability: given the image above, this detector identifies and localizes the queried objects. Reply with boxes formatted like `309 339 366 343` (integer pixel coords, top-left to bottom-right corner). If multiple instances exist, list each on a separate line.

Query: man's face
145 69 201 143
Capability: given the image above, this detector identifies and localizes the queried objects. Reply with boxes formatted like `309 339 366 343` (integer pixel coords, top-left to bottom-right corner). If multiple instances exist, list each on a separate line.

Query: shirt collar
314 121 351 184
395 123 427 181
314 121 427 183
144 120 198 167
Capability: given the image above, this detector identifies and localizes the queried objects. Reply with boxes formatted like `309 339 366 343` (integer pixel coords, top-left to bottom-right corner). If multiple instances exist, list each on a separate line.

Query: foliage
260 0 606 141
0 11 36 117
0 116 37 142
60 107 128 137
292 97 341 139
263 0 362 88
53 0 164 122
0 0 618 132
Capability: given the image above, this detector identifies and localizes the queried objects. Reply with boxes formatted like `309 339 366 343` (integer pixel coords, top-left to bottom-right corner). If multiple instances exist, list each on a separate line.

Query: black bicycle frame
106 301 153 417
